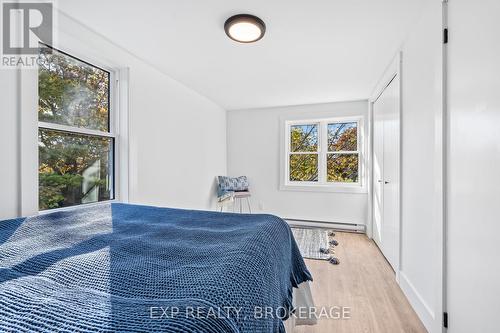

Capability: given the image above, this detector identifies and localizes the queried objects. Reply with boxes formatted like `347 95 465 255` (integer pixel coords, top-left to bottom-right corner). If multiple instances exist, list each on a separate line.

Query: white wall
0 70 19 220
0 10 227 219
447 1 500 332
227 101 368 224
397 1 443 332
55 12 228 211
128 63 227 209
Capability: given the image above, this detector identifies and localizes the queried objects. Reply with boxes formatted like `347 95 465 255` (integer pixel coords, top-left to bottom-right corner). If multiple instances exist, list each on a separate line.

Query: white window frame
37 46 116 211
15 15 130 217
34 45 129 213
280 116 366 194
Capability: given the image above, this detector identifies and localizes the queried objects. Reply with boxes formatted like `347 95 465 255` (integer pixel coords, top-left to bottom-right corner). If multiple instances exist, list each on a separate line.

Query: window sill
279 183 367 194
38 199 119 215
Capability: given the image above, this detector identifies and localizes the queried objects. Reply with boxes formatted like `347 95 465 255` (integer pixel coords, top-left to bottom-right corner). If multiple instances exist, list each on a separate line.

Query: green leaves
327 154 359 183
328 123 357 152
38 46 112 210
289 121 359 183
290 154 318 182
291 125 318 152
38 129 112 210
38 47 110 132
39 173 83 210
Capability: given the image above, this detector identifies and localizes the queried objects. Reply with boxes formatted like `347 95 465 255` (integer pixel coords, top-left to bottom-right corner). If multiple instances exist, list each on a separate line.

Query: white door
448 1 500 331
372 75 400 272
373 90 385 248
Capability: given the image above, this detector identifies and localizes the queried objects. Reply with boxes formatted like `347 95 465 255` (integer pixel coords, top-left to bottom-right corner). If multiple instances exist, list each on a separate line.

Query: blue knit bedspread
0 203 312 332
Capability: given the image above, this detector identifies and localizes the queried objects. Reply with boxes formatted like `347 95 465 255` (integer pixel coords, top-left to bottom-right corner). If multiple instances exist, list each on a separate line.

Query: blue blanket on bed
0 203 312 332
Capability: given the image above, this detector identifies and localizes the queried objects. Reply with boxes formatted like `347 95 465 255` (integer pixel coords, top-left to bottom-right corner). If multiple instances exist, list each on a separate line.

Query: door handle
384 181 389 184
377 180 382 183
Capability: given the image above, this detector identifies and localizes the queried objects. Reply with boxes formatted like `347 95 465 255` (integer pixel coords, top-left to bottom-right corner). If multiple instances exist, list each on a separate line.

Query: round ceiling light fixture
224 14 266 43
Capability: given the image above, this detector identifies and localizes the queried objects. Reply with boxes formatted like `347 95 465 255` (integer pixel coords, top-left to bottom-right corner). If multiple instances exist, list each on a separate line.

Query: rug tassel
329 239 339 246
328 257 340 265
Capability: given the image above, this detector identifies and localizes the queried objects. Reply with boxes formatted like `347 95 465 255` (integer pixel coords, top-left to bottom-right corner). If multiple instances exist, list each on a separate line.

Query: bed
0 203 312 332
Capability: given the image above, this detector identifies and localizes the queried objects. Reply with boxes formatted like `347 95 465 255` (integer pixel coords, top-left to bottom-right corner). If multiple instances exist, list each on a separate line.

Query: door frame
368 51 402 281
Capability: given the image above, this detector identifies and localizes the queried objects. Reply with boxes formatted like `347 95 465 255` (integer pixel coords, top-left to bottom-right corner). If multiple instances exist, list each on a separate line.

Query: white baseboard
399 271 436 332
284 218 366 233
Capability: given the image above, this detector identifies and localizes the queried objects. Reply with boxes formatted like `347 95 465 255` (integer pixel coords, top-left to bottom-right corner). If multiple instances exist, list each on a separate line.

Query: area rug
291 227 335 260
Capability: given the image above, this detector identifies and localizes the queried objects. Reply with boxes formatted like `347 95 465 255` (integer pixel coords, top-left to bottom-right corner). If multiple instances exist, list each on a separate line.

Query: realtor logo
2 1 53 55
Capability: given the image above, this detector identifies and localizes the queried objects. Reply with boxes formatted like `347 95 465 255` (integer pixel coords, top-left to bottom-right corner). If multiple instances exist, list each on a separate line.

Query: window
284 117 363 191
38 45 115 210
289 124 319 182
327 122 359 183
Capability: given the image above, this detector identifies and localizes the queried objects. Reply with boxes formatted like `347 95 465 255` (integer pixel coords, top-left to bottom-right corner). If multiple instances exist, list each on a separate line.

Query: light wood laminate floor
292 232 427 333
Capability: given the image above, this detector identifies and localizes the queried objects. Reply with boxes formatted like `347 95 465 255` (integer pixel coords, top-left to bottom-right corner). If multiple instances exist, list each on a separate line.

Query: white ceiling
57 0 428 110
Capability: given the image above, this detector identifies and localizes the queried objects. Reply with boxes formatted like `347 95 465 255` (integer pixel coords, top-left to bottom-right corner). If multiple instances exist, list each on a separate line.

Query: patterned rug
291 228 338 263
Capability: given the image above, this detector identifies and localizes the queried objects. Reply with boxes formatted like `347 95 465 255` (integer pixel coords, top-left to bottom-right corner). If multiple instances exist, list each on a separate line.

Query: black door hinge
443 28 449 44
443 312 448 328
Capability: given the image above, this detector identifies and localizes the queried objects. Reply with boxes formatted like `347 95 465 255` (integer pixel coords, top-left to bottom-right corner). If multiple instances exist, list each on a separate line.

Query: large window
38 45 115 210
284 117 362 190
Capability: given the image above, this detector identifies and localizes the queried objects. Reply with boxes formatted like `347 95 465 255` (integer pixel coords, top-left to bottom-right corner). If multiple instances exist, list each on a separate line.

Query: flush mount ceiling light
224 14 266 43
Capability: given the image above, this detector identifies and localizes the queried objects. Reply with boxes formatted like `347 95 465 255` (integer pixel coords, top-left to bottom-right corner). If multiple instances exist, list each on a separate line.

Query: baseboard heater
284 218 366 233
